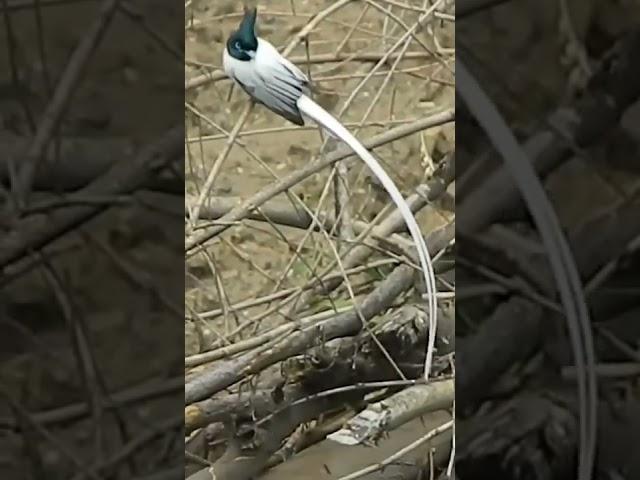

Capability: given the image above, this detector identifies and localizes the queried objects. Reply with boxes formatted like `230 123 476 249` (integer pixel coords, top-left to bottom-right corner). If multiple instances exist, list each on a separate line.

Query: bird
223 6 310 126
223 6 439 379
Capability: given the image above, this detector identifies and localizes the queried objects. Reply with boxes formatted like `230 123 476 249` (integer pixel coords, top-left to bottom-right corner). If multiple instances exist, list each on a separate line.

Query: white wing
254 39 310 125
223 39 310 125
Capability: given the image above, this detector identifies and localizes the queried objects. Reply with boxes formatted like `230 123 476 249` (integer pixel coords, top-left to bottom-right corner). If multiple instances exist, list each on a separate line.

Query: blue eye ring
234 40 242 51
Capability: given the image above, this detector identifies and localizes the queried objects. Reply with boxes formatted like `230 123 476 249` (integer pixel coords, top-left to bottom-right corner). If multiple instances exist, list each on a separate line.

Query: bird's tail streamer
297 94 438 379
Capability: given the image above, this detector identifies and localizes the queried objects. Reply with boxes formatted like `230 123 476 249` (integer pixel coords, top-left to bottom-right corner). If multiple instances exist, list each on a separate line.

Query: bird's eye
234 41 242 50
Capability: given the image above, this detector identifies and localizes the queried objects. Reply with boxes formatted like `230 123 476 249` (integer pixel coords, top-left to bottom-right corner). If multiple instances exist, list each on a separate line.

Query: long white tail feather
223 24 438 378
297 94 438 379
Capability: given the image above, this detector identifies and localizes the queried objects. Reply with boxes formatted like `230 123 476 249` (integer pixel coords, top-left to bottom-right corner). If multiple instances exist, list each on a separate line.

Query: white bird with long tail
223 7 438 378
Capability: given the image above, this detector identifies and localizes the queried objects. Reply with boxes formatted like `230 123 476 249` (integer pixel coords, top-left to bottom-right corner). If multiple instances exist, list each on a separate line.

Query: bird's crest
238 6 258 43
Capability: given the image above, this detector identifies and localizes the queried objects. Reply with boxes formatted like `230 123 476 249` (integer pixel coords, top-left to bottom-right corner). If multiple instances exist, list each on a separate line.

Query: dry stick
328 1 446 140
194 260 396 324
268 218 340 319
0 376 182 430
595 325 640 363
255 160 404 378
257 379 432 428
336 420 453 480
2 0 98 12
0 135 132 189
378 0 447 13
337 3 369 54
187 9 395 37
194 97 332 288
70 415 183 480
331 378 454 443
562 362 640 380
185 51 432 89
185 265 396 367
187 330 451 435
41 259 108 465
191 194 449 253
457 0 512 17
13 0 121 204
365 0 443 62
188 194 365 233
325 32 412 257
380 0 392 50
458 31 640 234
264 411 352 470
282 165 452 378
2 0 37 131
207 250 236 337
186 110 453 253
205 388 354 480
264 143 347 307
185 116 422 142
558 0 591 77
330 6 369 249
457 196 640 409
244 145 365 319
187 0 354 225
185 101 326 272
118 1 184 61
221 236 277 284
331 31 412 223
457 59 596 480
185 451 211 468
0 125 182 271
0 386 102 480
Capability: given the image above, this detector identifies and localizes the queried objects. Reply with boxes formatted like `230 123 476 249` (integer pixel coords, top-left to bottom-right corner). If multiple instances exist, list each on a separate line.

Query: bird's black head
226 7 258 61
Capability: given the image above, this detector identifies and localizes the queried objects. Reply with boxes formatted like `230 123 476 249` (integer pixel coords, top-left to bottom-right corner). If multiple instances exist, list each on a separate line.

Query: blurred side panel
456 1 640 479
0 1 184 479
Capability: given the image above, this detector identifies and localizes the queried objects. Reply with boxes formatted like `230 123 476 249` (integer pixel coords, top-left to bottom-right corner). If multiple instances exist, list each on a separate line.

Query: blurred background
1 1 183 478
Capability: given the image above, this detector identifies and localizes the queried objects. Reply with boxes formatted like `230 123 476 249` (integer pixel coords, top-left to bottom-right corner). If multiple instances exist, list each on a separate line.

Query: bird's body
223 10 310 125
222 7 439 380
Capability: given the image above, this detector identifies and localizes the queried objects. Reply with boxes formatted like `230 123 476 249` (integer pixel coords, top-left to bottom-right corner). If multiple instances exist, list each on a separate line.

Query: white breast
223 47 258 89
